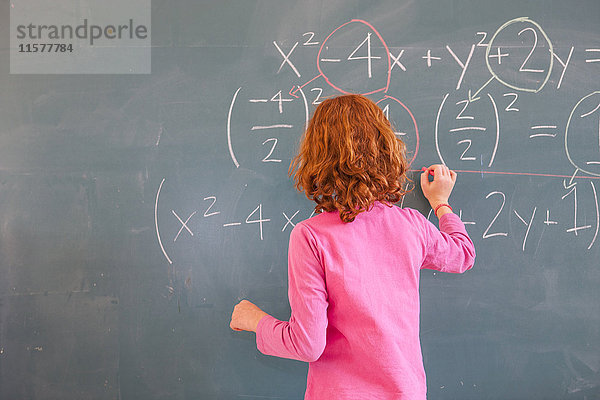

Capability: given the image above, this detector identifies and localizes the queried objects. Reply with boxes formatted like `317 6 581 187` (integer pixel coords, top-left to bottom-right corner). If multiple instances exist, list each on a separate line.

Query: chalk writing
154 16 600 266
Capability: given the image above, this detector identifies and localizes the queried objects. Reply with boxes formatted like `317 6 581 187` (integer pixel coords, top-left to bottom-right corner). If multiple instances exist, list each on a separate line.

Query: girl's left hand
230 300 268 332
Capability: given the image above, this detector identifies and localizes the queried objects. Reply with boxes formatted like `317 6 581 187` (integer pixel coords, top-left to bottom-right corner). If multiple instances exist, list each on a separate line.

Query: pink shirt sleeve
256 223 328 362
255 209 475 363
419 212 476 273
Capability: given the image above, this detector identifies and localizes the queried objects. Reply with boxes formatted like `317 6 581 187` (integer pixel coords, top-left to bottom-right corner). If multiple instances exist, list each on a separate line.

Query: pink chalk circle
376 95 419 166
317 19 391 95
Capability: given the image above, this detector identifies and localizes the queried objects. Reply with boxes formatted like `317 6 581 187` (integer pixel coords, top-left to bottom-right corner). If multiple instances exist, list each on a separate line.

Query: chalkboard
1 1 599 399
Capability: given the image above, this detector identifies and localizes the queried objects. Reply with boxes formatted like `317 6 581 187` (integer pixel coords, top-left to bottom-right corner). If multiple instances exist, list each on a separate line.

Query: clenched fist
230 300 268 332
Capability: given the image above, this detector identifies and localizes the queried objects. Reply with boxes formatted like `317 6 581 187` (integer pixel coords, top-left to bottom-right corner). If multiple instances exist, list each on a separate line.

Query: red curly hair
290 94 410 223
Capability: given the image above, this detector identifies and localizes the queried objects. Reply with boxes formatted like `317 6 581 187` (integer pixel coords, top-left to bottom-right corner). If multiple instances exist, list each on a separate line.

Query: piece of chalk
421 167 434 176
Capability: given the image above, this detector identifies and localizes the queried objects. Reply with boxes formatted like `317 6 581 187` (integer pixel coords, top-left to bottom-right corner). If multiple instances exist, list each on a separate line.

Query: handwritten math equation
155 17 600 264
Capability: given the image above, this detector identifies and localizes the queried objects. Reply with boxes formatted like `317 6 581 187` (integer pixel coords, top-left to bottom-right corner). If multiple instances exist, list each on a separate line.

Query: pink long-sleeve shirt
256 202 475 399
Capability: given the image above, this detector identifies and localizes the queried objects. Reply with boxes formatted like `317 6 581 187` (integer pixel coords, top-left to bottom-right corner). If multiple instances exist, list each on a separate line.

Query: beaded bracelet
434 203 452 218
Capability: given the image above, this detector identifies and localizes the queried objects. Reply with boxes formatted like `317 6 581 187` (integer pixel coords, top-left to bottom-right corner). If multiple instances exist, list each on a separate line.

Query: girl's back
260 202 474 399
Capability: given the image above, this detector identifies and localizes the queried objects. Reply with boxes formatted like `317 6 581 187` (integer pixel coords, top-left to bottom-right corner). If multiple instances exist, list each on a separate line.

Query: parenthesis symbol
296 86 309 130
589 181 599 250
487 93 499 168
435 93 450 166
227 87 242 168
155 178 173 264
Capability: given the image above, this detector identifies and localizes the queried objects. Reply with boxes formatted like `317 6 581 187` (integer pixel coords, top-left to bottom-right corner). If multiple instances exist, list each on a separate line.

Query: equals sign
529 125 558 138
585 49 600 63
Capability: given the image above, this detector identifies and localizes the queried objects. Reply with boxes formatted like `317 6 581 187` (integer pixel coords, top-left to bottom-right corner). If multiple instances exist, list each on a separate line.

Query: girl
230 94 475 399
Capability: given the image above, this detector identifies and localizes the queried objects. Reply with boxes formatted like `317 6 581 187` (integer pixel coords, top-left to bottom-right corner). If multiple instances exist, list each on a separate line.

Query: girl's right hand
420 164 457 211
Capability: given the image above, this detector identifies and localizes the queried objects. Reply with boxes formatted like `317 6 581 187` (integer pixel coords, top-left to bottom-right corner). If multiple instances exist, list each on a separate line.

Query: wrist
252 311 269 332
428 198 449 210
433 203 453 218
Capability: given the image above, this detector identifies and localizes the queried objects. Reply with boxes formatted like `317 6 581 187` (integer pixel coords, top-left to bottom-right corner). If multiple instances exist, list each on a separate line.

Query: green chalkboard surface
1 1 600 399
